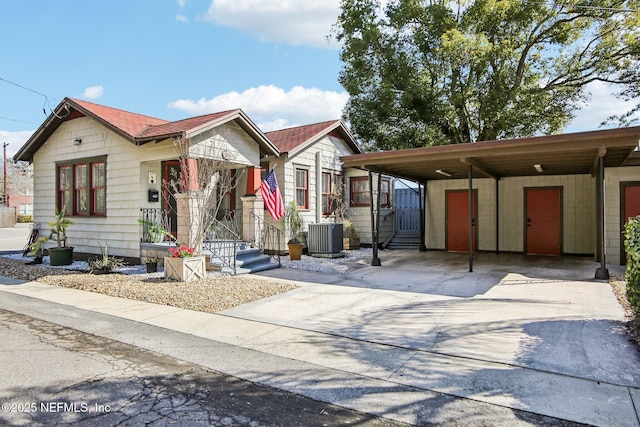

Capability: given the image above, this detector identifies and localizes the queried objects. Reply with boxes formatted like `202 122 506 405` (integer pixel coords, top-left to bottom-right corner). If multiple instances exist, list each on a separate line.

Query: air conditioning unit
308 223 344 258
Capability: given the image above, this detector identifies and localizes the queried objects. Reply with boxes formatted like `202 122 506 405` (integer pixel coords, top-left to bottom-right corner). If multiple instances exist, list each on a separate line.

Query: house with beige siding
13 98 378 268
263 120 367 244
14 98 279 262
342 127 640 275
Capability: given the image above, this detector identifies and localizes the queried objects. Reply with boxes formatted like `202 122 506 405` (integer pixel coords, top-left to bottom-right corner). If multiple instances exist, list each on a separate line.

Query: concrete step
386 234 421 250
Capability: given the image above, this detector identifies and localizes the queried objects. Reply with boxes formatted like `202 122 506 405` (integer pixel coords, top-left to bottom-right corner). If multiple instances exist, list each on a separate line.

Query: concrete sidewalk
1 263 639 426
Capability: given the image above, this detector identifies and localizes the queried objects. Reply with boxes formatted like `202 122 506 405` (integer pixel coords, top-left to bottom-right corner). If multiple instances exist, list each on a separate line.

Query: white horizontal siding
424 174 596 254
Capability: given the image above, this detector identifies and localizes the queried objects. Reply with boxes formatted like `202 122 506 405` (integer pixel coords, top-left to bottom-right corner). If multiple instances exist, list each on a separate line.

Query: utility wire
0 115 37 125
0 76 51 115
0 76 69 120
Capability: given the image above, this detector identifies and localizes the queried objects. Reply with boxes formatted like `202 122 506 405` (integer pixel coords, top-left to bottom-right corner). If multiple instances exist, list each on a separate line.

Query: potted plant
88 242 124 274
145 257 160 273
30 206 75 266
138 219 175 243
342 219 361 250
164 244 206 282
285 201 304 260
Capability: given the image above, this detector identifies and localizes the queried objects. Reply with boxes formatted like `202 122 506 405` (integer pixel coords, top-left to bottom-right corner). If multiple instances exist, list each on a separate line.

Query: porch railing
139 208 173 243
203 218 239 275
248 211 281 266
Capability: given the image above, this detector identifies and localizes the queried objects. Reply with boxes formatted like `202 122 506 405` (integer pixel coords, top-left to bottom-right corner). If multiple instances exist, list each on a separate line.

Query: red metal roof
266 120 341 153
136 110 241 140
71 98 169 139
14 98 279 162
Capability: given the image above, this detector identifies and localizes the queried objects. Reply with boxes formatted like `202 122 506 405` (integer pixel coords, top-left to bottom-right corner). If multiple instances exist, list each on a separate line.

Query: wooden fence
0 206 16 227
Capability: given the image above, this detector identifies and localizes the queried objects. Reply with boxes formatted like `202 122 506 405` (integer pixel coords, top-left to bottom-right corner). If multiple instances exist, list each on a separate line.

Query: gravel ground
609 273 640 345
0 249 374 314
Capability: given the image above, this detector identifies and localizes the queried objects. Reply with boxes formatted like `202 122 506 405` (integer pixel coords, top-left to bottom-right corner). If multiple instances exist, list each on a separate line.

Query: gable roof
265 120 362 157
14 98 279 162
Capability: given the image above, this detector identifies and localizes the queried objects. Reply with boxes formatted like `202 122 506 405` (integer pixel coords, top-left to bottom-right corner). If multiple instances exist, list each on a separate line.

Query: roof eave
183 110 279 157
288 120 363 157
13 99 70 163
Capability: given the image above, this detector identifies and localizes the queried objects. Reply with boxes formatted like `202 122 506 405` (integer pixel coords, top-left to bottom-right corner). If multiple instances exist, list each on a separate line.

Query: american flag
261 168 285 221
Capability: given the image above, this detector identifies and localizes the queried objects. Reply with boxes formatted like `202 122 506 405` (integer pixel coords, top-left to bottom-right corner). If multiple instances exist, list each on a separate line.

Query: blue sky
1 0 637 157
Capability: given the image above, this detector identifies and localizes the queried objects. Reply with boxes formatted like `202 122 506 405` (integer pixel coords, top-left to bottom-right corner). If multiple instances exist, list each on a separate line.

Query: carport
341 126 640 278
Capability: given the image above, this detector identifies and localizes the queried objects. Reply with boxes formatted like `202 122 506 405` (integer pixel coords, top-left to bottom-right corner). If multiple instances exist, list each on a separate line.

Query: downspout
315 152 322 223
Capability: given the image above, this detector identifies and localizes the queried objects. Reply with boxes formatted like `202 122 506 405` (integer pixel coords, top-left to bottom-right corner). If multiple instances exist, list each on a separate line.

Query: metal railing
139 208 173 243
140 207 282 273
248 211 281 266
203 218 240 275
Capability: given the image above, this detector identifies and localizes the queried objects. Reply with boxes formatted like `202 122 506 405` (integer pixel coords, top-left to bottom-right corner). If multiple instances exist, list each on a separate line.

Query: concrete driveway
221 250 640 425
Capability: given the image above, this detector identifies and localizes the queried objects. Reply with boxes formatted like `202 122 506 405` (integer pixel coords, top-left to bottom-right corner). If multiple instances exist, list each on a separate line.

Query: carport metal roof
341 126 640 181
340 126 640 276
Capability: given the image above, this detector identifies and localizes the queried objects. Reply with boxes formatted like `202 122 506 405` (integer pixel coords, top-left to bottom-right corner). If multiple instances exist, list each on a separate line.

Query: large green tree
335 0 640 150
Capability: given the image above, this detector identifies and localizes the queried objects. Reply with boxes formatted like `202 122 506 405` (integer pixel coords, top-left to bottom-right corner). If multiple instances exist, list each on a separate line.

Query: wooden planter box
164 256 206 282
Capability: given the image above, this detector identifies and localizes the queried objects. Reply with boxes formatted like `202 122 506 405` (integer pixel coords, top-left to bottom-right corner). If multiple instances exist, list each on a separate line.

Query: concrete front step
386 234 421 250
222 247 280 275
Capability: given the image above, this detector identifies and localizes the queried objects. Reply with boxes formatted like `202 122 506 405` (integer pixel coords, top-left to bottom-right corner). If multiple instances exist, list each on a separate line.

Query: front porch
139 207 282 275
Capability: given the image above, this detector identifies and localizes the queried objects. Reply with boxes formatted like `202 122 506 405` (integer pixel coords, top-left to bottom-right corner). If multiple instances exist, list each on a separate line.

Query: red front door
446 190 477 252
622 183 640 264
526 188 561 255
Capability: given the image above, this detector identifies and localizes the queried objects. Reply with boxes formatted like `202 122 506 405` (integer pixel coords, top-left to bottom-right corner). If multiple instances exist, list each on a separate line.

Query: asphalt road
0 308 406 427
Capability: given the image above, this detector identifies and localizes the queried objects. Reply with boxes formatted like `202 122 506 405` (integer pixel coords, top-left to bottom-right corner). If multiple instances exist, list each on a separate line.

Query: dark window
91 162 106 215
295 168 308 209
350 177 390 208
322 172 332 215
58 166 72 215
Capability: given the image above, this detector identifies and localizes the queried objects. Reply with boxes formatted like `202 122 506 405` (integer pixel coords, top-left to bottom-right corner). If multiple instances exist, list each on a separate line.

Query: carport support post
420 180 427 252
369 171 381 266
595 155 609 280
468 165 474 272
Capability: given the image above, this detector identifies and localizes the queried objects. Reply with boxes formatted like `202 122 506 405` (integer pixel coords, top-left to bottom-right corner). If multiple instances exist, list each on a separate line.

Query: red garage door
526 188 561 256
621 182 640 264
446 190 477 252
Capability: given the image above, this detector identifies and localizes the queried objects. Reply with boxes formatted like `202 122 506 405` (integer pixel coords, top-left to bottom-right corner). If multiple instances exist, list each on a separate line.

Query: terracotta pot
288 243 303 260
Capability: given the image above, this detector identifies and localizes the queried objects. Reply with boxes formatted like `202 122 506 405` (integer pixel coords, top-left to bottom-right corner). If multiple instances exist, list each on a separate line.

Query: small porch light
534 164 544 173
436 169 452 177
74 138 82 145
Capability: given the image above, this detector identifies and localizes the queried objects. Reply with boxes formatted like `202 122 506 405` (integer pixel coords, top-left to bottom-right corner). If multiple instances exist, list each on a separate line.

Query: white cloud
0 130 35 158
176 14 189 23
81 86 104 100
565 81 640 133
201 0 341 48
177 0 187 7
168 85 348 131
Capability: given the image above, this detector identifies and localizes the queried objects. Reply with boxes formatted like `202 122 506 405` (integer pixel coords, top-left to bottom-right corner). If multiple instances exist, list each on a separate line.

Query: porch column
595 154 609 280
245 167 261 196
241 194 264 247
181 158 199 191
175 192 201 250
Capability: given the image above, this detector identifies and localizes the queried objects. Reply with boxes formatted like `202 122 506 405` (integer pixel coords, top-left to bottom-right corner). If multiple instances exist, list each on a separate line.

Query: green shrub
624 215 640 315
16 214 33 223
